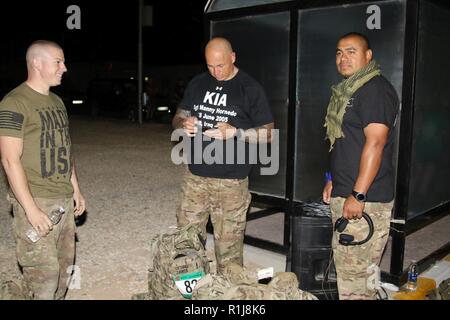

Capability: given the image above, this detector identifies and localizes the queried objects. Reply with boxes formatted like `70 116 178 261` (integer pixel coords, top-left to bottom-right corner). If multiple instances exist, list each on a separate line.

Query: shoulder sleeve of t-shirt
356 77 399 129
0 96 27 139
178 76 199 112
246 81 274 127
53 94 65 107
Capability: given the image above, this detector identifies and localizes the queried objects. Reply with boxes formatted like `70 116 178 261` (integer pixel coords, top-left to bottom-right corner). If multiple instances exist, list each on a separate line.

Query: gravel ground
1 115 448 300
0 116 183 299
0 116 276 299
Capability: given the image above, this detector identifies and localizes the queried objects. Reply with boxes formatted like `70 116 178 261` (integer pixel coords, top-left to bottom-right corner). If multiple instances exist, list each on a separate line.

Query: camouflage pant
9 196 76 300
330 197 393 300
177 170 251 273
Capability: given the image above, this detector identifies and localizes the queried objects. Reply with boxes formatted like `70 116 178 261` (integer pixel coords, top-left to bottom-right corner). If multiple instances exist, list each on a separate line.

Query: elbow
172 116 181 130
0 155 20 172
1 157 13 172
365 136 387 150
265 123 275 143
267 123 276 143
363 141 386 161
370 140 387 152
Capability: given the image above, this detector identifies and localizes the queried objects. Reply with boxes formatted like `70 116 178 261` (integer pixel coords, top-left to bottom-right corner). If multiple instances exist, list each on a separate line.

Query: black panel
408 0 450 219
211 12 290 197
294 1 406 201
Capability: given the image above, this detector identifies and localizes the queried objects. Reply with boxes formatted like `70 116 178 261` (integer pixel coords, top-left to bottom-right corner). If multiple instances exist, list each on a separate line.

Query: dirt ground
0 115 448 300
0 116 271 299
0 116 185 299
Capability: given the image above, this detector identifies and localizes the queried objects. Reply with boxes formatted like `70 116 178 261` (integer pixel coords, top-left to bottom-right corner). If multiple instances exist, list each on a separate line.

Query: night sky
1 1 207 65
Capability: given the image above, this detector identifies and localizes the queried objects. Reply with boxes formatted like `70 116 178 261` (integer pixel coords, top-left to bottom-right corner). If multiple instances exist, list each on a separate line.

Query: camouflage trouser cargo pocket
9 196 76 300
330 197 393 300
177 170 251 273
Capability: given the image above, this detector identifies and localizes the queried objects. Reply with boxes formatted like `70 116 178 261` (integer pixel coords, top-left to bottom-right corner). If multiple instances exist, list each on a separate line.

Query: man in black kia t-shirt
172 37 274 273
322 32 399 300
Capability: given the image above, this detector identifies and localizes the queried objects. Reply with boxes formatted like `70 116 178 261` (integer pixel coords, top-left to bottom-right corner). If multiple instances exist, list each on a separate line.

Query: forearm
70 160 81 194
353 142 384 194
172 108 189 130
238 122 274 144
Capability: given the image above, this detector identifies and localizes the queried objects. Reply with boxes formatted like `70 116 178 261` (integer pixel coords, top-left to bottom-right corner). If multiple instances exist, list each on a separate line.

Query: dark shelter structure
204 0 450 298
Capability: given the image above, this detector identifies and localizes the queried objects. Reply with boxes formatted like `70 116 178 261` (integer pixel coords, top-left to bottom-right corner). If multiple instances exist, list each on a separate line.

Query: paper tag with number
173 271 205 299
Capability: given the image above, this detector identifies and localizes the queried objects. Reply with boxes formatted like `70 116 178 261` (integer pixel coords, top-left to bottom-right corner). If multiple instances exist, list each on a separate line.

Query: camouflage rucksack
144 224 210 300
438 278 450 300
0 280 27 300
192 263 318 300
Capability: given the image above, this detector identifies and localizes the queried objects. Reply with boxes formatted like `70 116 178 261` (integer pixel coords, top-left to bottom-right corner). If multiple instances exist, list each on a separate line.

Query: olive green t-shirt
0 83 73 198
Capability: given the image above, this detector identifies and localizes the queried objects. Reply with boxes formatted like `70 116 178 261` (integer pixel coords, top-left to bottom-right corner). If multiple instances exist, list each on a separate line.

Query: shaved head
204 37 237 81
25 40 67 93
336 33 373 77
26 40 62 67
205 37 234 56
338 32 371 51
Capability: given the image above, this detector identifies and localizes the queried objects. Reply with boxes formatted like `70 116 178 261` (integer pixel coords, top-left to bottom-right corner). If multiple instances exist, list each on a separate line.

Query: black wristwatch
352 190 367 202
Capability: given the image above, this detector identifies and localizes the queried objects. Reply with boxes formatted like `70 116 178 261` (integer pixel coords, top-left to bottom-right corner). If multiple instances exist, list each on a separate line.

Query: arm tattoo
240 123 274 144
172 108 191 129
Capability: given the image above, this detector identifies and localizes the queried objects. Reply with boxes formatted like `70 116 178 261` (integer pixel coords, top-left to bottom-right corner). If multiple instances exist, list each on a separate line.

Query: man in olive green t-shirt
0 40 86 300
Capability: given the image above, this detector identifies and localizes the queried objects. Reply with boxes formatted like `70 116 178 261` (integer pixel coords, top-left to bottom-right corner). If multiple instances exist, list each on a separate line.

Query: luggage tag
173 270 205 299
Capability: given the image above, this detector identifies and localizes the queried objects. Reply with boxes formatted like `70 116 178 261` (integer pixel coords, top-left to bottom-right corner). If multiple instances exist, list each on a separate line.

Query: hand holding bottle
26 207 65 243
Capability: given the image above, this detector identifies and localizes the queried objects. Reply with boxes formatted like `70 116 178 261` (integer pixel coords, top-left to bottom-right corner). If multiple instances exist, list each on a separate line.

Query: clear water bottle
26 207 65 243
405 260 418 291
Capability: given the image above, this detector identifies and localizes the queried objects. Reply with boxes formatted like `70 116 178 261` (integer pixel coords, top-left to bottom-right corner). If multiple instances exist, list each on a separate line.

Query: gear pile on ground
192 263 318 300
132 223 317 300
438 278 449 300
0 280 27 300
133 223 210 300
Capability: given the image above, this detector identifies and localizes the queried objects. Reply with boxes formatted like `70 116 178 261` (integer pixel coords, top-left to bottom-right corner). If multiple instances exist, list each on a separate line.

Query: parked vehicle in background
143 92 173 123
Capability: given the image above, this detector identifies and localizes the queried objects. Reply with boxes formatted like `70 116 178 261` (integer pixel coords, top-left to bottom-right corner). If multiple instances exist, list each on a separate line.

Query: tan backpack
0 280 27 300
133 224 210 300
192 263 318 300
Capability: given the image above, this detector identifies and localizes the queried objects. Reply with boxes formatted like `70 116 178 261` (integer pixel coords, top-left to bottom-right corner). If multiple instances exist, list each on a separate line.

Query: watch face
352 191 366 202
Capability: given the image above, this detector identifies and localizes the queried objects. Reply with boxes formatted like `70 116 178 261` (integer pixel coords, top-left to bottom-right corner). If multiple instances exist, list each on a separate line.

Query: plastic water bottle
405 260 418 291
26 207 65 243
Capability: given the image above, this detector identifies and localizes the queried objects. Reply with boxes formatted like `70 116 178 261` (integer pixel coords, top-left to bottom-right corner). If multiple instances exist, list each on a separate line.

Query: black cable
322 248 335 300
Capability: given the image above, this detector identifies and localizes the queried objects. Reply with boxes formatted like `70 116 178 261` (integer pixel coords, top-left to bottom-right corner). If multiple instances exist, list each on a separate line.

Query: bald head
205 37 237 81
205 37 234 56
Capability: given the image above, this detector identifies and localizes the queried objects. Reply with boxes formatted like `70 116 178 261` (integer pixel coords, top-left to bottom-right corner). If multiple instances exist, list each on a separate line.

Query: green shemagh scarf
324 60 381 151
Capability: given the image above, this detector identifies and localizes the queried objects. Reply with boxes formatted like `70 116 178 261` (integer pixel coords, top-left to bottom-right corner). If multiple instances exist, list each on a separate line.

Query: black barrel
289 202 338 300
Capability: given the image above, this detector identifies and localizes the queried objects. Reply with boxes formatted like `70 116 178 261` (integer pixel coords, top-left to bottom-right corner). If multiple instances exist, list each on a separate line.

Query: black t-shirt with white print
179 70 273 179
330 75 399 202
